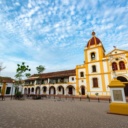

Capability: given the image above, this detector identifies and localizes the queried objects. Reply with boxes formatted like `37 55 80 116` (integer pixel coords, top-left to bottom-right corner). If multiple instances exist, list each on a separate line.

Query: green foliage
25 73 31 78
15 91 23 99
95 93 99 96
16 62 31 78
36 65 45 74
17 62 31 74
15 73 23 79
15 62 31 87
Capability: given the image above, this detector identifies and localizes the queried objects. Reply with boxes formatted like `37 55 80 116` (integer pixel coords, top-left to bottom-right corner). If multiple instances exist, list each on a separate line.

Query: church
23 32 128 97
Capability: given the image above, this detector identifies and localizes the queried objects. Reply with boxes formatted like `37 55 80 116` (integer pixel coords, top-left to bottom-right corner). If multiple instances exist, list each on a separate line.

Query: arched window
91 52 96 60
92 65 96 72
58 86 61 91
43 87 47 92
31 88 34 92
112 62 118 71
80 72 84 77
119 61 125 70
92 78 98 87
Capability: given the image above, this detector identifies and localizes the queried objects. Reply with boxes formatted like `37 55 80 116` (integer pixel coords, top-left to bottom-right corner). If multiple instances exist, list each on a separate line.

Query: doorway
117 76 128 96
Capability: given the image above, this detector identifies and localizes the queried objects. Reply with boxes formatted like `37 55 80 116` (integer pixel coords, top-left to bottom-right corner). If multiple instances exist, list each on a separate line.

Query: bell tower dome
84 31 105 63
87 31 101 47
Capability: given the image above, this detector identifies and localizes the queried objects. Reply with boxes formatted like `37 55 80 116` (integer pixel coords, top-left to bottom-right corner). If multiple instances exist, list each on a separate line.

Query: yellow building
23 32 128 97
76 31 128 96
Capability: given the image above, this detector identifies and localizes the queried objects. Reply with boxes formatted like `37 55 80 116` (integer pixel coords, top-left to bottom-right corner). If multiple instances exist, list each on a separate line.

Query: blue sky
0 0 128 78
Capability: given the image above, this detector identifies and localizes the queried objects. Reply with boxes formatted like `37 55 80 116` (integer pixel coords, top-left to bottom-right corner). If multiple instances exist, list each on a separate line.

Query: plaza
0 97 128 128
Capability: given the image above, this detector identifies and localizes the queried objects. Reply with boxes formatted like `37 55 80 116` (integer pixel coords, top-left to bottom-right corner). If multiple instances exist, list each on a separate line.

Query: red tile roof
87 36 101 47
27 69 76 80
0 76 14 83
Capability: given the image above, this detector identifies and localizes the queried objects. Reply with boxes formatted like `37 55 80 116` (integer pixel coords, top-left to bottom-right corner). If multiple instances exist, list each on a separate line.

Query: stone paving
0 97 128 128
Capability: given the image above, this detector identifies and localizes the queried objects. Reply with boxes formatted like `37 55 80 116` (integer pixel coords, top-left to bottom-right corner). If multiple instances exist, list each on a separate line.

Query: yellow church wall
78 79 86 87
76 65 86 95
75 66 79 95
104 74 110 91
85 65 90 92
81 33 128 96
103 61 109 73
77 68 86 78
98 46 106 93
88 62 101 74
89 75 103 92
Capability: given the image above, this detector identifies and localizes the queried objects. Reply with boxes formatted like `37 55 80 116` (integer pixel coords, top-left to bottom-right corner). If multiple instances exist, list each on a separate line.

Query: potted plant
15 91 23 100
95 92 100 102
95 92 99 97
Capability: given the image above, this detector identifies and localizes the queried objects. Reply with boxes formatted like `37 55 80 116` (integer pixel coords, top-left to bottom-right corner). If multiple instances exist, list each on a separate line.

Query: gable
106 49 128 56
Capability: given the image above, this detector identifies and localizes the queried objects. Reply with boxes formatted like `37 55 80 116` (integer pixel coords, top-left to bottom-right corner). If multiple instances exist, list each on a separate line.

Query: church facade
23 32 128 96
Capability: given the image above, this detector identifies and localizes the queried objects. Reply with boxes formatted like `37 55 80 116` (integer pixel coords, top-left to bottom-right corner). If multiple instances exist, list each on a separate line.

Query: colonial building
0 77 15 96
23 32 128 96
23 70 76 95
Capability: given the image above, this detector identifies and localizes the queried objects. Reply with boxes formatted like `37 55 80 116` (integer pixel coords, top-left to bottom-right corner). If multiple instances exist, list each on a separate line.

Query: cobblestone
0 98 128 128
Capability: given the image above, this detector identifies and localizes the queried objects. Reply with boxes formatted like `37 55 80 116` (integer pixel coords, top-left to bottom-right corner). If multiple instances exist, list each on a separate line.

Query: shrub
95 93 99 96
15 91 23 99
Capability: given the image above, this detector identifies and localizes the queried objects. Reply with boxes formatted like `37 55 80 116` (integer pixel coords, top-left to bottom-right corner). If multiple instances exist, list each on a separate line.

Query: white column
47 85 50 95
40 86 42 94
48 78 50 84
21 86 24 94
13 87 15 95
34 80 37 85
64 87 67 95
33 87 36 94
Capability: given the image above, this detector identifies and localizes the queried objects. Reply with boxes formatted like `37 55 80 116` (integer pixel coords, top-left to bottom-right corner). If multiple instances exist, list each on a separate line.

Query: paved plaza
0 97 128 128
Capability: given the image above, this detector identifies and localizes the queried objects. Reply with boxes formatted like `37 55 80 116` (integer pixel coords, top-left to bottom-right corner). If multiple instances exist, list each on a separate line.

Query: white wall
69 76 76 82
103 61 108 73
88 62 100 74
0 83 16 95
89 75 103 91
104 74 110 91
87 48 99 62
78 68 86 78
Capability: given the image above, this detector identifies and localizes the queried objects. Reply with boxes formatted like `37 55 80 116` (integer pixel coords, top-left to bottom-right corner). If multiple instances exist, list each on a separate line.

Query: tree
36 65 45 85
25 73 31 78
36 65 45 74
15 62 31 94
16 62 31 74
0 62 6 83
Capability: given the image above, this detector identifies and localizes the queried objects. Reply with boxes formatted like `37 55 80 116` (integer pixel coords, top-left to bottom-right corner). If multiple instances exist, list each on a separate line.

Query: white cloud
28 0 32 8
0 0 128 78
62 0 70 5
116 25 125 30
